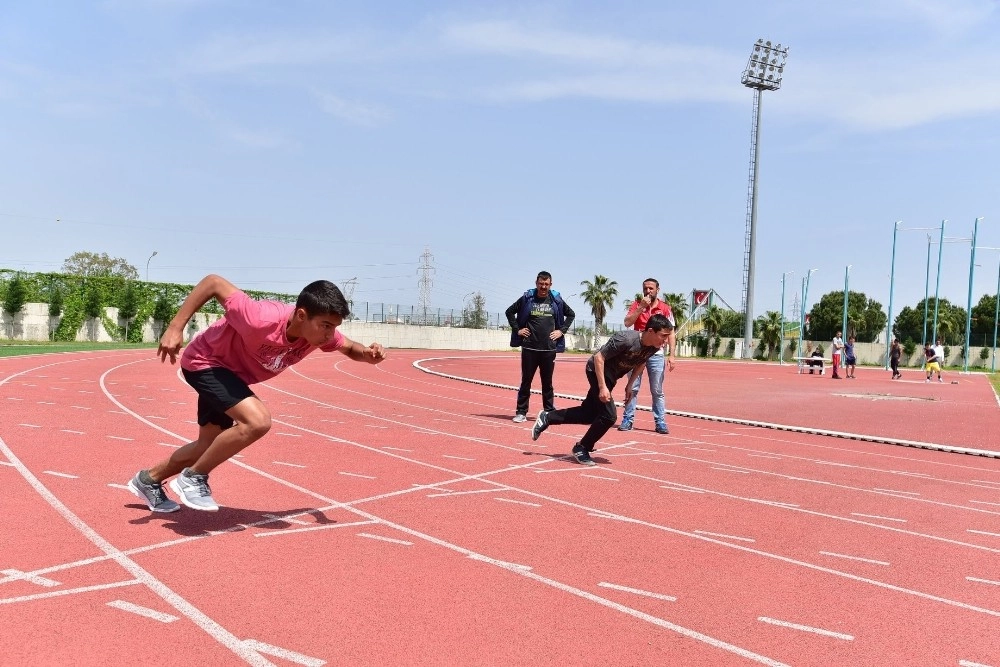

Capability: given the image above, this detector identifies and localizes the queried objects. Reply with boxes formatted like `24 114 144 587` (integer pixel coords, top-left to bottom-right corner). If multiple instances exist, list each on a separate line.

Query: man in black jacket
505 271 576 423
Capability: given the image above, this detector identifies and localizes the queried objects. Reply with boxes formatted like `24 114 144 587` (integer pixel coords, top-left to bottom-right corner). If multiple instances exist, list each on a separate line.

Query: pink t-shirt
182 290 345 384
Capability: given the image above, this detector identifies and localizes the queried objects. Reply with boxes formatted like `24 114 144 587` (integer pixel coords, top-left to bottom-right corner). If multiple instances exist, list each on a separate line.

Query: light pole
922 235 932 346
994 257 1000 373
963 217 983 373
780 270 793 365
739 39 789 358
146 251 158 282
885 220 943 368
932 221 946 342
798 268 817 357
842 265 851 340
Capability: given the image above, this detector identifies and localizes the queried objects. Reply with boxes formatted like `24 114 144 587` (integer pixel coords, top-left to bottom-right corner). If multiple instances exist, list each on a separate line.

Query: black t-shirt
586 330 660 384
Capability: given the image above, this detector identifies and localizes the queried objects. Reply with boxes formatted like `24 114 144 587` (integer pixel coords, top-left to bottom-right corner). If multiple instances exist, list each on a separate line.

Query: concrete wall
2 303 996 368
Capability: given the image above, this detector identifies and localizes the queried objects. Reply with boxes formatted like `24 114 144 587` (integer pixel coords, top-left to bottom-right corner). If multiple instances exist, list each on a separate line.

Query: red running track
0 350 998 666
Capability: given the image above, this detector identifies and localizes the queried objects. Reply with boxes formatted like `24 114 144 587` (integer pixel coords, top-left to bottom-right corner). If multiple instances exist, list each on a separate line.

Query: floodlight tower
740 39 789 358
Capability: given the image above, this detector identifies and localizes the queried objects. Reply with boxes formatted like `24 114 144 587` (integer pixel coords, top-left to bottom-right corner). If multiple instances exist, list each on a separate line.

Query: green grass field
0 341 156 357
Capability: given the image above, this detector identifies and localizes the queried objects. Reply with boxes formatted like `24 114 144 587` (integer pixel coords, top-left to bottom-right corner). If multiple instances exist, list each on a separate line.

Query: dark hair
536 271 552 282
644 314 672 332
643 278 659 288
296 280 350 318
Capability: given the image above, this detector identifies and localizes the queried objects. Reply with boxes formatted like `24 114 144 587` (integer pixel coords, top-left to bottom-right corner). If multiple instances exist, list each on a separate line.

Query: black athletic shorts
181 367 256 430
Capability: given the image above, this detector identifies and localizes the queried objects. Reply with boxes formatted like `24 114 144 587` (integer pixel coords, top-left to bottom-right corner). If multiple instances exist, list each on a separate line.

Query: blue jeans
621 353 665 426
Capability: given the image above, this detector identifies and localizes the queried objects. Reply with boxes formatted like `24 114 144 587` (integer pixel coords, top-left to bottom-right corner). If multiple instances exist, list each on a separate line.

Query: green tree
63 251 139 280
893 298 966 346
118 281 141 342
718 310 744 337
755 310 783 359
807 291 887 343
461 292 488 329
969 293 998 347
580 275 619 336
48 286 64 317
661 292 687 328
702 305 724 339
2 273 28 318
153 293 176 325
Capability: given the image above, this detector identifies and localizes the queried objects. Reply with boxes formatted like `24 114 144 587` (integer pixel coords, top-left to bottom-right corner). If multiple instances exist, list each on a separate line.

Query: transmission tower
417 247 435 323
341 277 358 303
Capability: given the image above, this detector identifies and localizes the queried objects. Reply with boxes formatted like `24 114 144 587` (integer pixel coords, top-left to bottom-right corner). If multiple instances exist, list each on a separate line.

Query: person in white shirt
831 331 844 379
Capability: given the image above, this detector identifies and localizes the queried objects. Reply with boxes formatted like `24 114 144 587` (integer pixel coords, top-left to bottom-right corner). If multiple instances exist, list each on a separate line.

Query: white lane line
759 500 800 508
254 521 377 538
641 458 675 464
598 582 677 602
972 480 1000 485
660 485 705 494
966 577 1000 586
36 401 56 405
275 433 301 438
534 467 582 474
851 513 907 523
581 474 620 482
262 513 311 526
107 599 180 623
758 617 853 641
60 429 85 435
18 424 41 428
494 497 541 507
241 640 325 667
873 488 920 495
694 530 755 543
426 489 495 498
467 553 532 570
366 425 387 429
712 467 750 474
0 580 140 605
748 454 782 459
381 446 411 452
43 471 78 479
0 569 60 587
338 471 376 479
968 530 1000 538
442 455 476 461
819 551 890 566
108 483 130 491
6 397 23 401
970 500 1000 507
273 461 306 468
959 660 995 667
357 533 413 546
685 447 715 452
107 435 134 441
158 442 181 448
0 461 13 467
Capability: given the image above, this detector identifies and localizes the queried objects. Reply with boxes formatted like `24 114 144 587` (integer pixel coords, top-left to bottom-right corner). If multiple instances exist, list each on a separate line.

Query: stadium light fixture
740 39 789 358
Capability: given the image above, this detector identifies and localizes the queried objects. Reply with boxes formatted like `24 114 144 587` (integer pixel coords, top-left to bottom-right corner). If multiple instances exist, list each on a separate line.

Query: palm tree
661 292 687 328
580 275 619 337
756 310 784 360
702 305 724 339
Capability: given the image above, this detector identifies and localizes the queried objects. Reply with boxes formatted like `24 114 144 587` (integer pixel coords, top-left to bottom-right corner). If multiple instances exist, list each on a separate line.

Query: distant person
505 271 576 423
531 315 673 466
128 274 386 513
926 338 945 383
890 338 902 379
808 343 825 374
618 278 676 434
844 336 857 378
831 331 845 379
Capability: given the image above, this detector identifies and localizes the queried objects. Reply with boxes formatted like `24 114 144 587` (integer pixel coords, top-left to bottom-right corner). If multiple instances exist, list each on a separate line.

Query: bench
793 356 832 375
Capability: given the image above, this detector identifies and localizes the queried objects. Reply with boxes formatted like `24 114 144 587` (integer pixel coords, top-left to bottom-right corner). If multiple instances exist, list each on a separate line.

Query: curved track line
412 356 1000 458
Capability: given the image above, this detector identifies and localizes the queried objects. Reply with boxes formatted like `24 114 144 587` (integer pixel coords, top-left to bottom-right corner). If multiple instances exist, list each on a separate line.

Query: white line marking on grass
442 455 476 461
107 600 180 623
339 471 376 479
694 530 755 543
107 435 133 441
495 497 541 507
43 471 78 479
241 640 326 667
358 533 412 546
0 569 60 587
819 551 890 566
582 474 620 481
758 617 853 640
970 501 1000 507
966 577 1000 586
968 530 1000 538
18 424 40 428
60 429 84 435
712 467 750 474
598 582 677 602
273 461 306 468
874 488 920 495
382 446 411 452
255 521 377 537
851 513 907 523
0 580 140 605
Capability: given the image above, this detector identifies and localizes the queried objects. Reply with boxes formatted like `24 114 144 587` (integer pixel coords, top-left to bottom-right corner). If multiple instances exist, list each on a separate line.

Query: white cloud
314 91 390 127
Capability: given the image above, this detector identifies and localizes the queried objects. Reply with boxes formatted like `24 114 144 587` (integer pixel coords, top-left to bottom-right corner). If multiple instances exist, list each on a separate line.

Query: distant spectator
890 338 902 379
844 336 857 378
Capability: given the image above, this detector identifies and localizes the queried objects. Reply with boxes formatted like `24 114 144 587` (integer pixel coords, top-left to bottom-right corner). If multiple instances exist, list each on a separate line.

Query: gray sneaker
127 471 180 513
512 414 527 423
169 468 219 511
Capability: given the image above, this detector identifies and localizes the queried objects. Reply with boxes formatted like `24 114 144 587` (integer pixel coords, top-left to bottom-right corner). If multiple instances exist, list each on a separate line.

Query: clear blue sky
2 1 998 323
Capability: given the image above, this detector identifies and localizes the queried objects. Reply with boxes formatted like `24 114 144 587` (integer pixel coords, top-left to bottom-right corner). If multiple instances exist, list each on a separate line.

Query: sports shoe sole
169 477 219 512
127 479 180 513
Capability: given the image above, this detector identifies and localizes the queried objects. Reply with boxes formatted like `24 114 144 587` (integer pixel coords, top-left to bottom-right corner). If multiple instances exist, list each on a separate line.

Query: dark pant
890 358 899 376
517 349 557 415
545 368 616 452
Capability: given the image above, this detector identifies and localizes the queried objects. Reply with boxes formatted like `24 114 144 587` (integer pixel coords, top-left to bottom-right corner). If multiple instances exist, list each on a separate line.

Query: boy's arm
337 336 387 364
158 274 239 364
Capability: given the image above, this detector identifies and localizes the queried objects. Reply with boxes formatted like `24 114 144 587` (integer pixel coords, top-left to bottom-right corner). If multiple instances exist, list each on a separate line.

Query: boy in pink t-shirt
127 274 386 513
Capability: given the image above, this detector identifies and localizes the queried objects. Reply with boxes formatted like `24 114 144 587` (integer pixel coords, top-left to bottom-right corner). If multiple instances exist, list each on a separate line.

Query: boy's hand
365 343 387 363
158 326 184 364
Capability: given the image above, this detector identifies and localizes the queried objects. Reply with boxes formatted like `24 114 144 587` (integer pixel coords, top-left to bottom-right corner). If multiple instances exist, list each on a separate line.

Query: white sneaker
169 468 219 511
512 414 527 423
